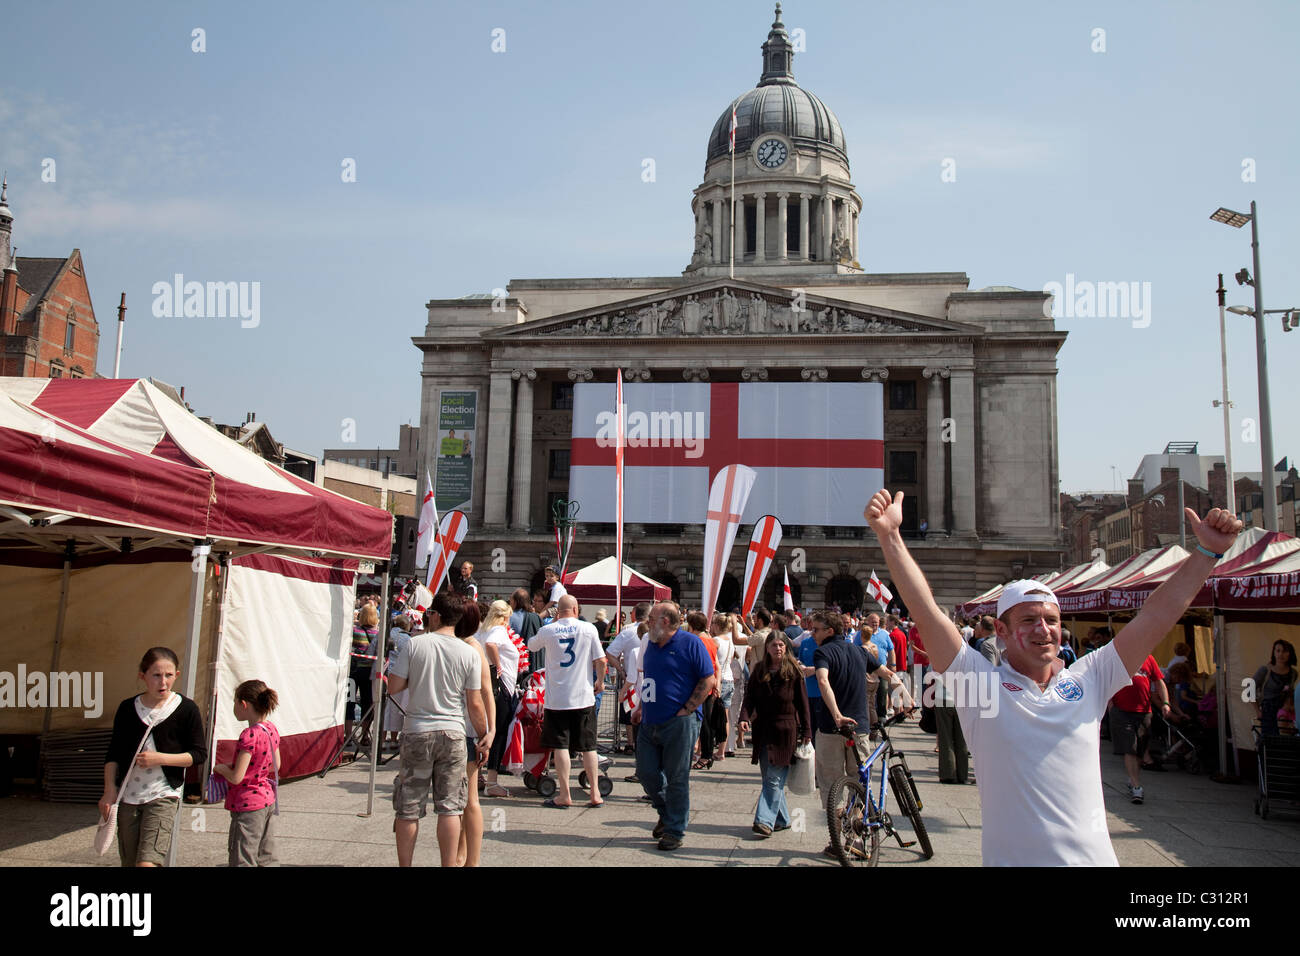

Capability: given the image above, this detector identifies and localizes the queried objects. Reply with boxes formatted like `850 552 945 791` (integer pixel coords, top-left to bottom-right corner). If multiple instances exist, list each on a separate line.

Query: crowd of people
98 489 1265 868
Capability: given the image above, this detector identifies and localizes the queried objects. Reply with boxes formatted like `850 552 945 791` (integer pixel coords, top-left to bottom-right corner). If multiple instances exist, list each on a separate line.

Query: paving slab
3 718 1297 866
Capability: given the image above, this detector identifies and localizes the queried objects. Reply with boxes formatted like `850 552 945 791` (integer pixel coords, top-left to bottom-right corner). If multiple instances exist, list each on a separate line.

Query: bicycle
825 712 933 866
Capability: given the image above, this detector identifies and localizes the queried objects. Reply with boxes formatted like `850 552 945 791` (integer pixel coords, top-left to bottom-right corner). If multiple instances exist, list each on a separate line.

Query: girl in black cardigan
100 647 206 867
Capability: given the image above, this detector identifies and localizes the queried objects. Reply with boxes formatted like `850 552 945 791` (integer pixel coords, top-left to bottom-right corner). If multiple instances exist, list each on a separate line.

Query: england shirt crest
1054 673 1084 702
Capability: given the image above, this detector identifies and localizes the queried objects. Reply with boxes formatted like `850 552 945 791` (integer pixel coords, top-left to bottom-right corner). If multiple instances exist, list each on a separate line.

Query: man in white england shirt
865 488 1240 866
528 594 607 808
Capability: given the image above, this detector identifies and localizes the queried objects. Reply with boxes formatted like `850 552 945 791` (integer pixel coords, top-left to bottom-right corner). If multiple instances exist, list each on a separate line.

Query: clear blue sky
5 0 1297 494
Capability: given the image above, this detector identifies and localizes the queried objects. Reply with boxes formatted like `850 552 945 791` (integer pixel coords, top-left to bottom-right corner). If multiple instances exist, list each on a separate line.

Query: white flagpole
729 146 736 279
615 369 625 627
729 103 737 279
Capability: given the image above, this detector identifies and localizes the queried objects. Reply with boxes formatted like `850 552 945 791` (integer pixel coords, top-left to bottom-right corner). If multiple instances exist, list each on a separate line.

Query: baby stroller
1155 711 1203 774
505 669 614 799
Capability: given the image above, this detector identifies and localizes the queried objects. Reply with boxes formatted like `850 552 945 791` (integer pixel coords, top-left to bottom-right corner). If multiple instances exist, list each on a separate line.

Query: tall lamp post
1213 273 1236 517
1210 203 1276 531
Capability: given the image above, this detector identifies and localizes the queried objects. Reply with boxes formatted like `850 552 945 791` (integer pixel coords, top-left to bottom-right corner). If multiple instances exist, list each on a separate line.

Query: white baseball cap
996 580 1059 619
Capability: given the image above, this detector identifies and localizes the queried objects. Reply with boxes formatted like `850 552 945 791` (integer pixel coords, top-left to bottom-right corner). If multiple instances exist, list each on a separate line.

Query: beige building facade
414 8 1066 611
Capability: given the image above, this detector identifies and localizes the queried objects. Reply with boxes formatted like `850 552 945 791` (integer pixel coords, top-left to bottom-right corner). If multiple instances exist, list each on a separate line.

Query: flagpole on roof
729 101 737 280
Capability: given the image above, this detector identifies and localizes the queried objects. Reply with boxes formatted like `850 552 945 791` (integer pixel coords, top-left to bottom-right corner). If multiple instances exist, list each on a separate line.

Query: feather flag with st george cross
782 564 795 612
701 464 757 614
867 570 892 609
415 471 439 570
426 509 468 594
741 515 782 616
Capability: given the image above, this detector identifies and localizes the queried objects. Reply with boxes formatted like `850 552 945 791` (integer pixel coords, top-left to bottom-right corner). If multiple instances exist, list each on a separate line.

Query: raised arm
865 490 963 672
1112 508 1240 675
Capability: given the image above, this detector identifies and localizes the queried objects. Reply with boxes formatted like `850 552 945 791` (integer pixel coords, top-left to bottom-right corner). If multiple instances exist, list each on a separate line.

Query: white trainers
1128 784 1144 804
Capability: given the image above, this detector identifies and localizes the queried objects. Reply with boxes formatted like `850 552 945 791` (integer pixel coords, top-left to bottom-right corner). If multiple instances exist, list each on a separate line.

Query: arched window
64 309 76 353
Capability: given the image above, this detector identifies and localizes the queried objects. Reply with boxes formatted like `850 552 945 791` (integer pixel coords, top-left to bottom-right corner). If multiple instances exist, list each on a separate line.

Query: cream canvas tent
0 378 392 788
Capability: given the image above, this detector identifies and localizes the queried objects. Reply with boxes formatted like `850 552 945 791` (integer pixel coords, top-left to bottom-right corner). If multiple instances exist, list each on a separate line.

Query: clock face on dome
755 138 788 169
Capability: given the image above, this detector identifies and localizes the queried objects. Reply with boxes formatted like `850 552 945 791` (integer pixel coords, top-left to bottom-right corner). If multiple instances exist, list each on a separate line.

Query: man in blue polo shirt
633 602 716 851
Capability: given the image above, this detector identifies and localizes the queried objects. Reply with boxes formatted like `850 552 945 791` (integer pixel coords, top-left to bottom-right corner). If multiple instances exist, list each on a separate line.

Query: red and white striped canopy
0 378 391 558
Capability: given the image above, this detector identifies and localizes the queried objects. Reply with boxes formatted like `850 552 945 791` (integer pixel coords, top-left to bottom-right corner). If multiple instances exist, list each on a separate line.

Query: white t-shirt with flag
529 617 605 711
945 640 1131 866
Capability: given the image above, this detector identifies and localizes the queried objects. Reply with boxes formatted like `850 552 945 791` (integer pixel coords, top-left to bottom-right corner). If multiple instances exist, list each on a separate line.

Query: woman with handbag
99 647 207 866
737 632 811 837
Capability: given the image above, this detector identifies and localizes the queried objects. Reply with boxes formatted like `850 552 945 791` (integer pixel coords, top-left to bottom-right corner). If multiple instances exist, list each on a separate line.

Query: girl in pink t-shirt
213 680 281 867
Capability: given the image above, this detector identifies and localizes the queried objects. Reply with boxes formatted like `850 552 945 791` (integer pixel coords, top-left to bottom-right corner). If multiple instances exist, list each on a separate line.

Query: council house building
414 6 1066 611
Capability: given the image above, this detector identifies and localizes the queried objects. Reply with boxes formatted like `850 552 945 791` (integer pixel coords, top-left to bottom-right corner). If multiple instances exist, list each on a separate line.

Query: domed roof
705 5 848 165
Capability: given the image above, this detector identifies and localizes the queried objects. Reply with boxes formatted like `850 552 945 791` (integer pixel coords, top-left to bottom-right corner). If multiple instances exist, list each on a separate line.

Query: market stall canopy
561 555 673 604
0 378 391 559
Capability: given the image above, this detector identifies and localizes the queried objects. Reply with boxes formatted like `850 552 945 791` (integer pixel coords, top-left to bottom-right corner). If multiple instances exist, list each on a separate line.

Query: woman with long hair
710 613 735 763
1254 639 1298 737
478 599 520 797
450 598 495 866
688 610 720 769
737 631 811 836
101 647 207 866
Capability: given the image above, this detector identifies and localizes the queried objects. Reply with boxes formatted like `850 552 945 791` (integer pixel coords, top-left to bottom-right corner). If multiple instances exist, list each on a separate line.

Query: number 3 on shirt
558 636 576 667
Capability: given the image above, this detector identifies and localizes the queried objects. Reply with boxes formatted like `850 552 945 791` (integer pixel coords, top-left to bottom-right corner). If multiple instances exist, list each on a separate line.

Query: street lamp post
1214 273 1236 518
1210 203 1276 531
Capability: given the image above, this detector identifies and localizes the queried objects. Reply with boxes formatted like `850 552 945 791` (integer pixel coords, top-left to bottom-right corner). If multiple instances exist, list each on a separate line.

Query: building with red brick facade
0 179 100 378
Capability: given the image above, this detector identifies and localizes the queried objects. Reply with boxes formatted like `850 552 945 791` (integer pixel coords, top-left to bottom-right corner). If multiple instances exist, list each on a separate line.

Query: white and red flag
729 104 738 152
425 509 468 595
701 464 756 614
782 564 795 612
415 470 439 570
615 368 625 622
867 570 893 608
741 515 783 616
568 382 883 525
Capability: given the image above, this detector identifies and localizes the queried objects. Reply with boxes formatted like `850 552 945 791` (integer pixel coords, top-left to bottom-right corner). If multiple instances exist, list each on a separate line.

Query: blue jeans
636 713 700 839
754 748 791 829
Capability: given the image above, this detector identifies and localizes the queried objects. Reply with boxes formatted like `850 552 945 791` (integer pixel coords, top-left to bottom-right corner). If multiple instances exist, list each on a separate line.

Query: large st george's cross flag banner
569 382 884 526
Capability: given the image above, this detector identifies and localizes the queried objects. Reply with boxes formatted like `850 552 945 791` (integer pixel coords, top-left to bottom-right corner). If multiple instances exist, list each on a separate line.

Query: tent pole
365 561 391 816
1214 610 1228 776
202 554 232 806
39 540 76 773
169 538 210 867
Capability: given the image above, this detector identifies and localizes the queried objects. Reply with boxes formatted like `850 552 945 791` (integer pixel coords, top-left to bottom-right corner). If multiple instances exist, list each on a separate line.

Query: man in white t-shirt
606 603 650 760
388 592 489 867
865 488 1241 866
528 594 607 808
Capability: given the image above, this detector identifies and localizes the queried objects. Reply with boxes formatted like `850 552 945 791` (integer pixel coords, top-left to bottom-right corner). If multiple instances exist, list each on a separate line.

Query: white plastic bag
788 741 816 795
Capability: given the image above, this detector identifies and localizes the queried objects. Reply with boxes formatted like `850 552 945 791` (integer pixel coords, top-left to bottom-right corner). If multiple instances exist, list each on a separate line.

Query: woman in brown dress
738 632 811 836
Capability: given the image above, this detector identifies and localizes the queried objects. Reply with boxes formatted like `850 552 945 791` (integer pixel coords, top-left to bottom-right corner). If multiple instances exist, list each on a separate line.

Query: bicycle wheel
825 775 880 867
889 765 933 859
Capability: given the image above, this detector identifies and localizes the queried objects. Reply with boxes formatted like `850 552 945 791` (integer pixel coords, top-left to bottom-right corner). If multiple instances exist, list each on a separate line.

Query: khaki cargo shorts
393 730 468 819
118 796 181 866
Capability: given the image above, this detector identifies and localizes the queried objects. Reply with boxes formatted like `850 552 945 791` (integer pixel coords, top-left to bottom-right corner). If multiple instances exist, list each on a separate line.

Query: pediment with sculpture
487 281 974 340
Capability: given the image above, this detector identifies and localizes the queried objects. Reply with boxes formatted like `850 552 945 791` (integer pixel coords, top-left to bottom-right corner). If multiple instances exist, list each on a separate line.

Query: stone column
483 370 514 528
738 191 748 264
510 368 536 530
949 368 976 535
799 193 810 260
821 193 832 261
922 367 949 534
717 197 728 264
851 210 859 262
776 193 788 260
753 191 766 263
